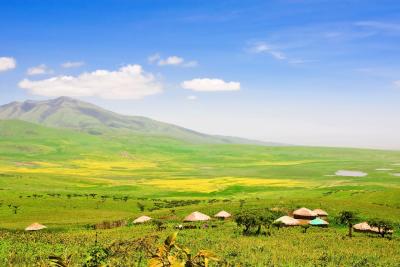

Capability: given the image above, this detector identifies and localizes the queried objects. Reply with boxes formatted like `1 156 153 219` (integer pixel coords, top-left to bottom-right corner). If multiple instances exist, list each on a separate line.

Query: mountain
0 97 281 145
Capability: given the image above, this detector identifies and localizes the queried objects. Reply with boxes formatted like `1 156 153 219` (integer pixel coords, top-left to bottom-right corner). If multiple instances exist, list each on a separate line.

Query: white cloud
394 80 400 88
181 78 240 92
61 61 85 68
0 57 16 72
187 95 198 100
27 64 53 75
158 56 184 66
19 64 163 100
149 54 197 67
249 42 287 60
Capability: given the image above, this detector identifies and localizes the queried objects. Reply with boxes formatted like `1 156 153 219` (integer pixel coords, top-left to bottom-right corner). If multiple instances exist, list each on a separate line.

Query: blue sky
1 0 400 149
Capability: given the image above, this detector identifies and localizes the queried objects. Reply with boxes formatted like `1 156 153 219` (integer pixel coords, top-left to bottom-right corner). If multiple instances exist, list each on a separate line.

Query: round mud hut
274 216 300 227
25 223 47 231
293 208 317 220
353 222 371 232
133 215 152 224
310 218 329 227
184 211 210 222
313 209 328 218
214 210 231 220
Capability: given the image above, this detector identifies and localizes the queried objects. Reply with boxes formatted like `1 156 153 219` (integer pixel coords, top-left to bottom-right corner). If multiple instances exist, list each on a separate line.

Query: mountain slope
0 97 280 145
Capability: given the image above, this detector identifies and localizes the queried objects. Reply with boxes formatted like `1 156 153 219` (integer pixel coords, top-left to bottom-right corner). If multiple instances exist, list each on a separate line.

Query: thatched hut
25 223 47 231
353 222 371 232
370 226 394 234
313 209 328 218
310 218 329 227
184 211 210 222
133 215 152 224
214 210 231 220
293 208 317 220
274 216 300 226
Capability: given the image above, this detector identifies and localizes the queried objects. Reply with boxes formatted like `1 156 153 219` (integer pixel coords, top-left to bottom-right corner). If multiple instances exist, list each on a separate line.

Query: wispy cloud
181 78 240 92
247 41 311 65
61 61 85 68
27 64 53 75
148 53 161 64
394 80 400 88
248 42 287 60
0 57 16 72
19 64 162 100
148 54 198 67
355 21 400 32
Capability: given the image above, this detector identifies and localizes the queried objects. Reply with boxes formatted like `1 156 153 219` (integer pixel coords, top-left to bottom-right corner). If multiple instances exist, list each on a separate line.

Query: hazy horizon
1 0 400 150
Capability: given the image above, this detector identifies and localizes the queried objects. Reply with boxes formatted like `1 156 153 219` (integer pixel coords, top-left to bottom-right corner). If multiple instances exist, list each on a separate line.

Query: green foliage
148 232 219 267
369 218 394 238
336 211 359 237
235 210 278 235
137 202 146 212
48 255 72 267
83 245 109 267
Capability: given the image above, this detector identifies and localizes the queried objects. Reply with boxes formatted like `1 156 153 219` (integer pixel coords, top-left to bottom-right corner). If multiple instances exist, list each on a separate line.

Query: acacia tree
369 219 393 238
235 211 258 234
235 210 279 235
336 210 359 238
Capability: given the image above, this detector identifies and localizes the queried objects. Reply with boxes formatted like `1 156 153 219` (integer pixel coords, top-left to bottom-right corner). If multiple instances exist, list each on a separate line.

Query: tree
301 225 310 234
137 202 145 212
369 219 393 238
235 210 278 235
235 211 259 234
336 210 359 238
272 220 285 230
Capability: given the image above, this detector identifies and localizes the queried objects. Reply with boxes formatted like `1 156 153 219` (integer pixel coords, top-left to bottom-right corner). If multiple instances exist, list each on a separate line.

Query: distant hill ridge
0 97 282 145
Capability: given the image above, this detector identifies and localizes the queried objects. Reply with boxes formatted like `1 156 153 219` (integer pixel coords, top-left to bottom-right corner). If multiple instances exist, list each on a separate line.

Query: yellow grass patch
140 177 310 193
0 159 157 177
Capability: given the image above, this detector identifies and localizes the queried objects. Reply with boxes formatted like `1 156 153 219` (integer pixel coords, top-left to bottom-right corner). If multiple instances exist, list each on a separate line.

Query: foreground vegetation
0 120 400 265
1 202 399 266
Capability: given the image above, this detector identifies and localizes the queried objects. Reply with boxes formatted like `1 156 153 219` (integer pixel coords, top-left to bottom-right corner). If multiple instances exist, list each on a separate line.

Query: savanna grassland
0 119 400 266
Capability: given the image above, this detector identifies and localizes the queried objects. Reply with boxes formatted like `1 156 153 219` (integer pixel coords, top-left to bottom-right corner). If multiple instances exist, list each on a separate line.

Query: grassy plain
0 120 400 265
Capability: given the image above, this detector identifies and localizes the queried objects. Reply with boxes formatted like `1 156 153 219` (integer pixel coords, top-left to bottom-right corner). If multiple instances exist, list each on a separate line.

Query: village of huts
23 207 394 238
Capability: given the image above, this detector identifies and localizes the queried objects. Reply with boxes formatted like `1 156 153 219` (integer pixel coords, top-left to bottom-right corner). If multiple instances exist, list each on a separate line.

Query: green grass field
0 120 400 266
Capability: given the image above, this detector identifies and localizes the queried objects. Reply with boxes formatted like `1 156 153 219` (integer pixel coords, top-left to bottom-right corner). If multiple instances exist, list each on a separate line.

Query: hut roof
274 216 300 226
353 222 371 231
214 210 231 218
313 209 328 216
133 215 152 224
370 227 394 234
25 223 47 231
310 218 329 226
184 211 210 222
293 207 317 217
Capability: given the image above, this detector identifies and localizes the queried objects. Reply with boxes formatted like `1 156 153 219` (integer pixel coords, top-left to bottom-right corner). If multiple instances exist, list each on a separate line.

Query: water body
335 170 368 177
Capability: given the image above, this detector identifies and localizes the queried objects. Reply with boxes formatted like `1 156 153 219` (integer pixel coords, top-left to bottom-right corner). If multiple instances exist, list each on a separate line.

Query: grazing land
0 119 400 266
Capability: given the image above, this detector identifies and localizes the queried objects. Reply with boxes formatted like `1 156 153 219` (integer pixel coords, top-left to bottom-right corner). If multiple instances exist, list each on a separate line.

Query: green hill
0 97 279 145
